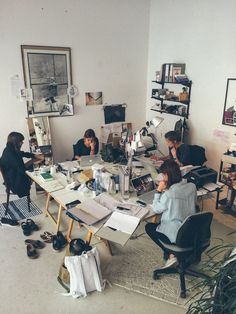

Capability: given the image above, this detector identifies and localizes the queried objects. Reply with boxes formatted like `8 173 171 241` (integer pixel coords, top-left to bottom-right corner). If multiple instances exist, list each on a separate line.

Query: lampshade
150 116 164 128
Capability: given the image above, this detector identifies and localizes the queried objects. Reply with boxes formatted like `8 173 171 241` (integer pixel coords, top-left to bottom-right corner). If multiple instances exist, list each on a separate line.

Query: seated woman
151 130 191 167
1 132 44 197
73 129 99 160
145 159 197 268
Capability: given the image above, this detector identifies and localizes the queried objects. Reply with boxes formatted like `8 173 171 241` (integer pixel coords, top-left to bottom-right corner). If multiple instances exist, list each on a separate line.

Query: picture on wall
85 92 103 105
222 78 236 126
21 45 74 117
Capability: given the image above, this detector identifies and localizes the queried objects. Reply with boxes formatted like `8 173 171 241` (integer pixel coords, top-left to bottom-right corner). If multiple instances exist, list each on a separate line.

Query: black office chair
153 211 213 298
0 159 31 216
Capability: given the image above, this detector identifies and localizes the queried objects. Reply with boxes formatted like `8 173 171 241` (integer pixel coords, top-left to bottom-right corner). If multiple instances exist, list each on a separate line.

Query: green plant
187 239 236 314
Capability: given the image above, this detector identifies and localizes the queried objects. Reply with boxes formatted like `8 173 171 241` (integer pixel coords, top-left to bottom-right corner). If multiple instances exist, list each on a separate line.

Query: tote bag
64 247 105 298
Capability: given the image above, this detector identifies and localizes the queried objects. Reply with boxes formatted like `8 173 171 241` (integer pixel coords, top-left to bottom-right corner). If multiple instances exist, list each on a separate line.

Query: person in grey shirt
145 159 197 268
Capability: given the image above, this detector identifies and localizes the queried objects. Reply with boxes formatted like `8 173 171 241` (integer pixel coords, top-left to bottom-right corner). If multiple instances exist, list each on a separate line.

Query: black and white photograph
21 45 74 117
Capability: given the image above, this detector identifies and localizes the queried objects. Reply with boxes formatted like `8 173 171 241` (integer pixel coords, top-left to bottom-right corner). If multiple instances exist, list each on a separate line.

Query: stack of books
40 172 54 182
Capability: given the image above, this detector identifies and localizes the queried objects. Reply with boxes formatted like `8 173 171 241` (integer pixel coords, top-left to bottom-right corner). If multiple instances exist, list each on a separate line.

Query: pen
107 226 117 231
117 206 130 211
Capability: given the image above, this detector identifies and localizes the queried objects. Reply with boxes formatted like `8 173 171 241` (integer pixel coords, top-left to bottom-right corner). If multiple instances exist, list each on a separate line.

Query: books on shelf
160 63 186 83
40 172 54 182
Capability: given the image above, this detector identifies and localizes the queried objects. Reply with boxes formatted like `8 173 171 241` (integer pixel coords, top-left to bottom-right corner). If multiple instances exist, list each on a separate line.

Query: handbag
64 247 105 298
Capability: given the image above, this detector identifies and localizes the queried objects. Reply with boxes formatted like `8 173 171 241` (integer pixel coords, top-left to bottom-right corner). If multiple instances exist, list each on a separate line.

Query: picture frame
222 78 236 126
21 45 74 117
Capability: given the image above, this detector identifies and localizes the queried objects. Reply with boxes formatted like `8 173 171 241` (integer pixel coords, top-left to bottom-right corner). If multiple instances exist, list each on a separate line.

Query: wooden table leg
56 204 63 232
104 240 113 256
44 193 51 217
85 230 93 245
66 218 74 243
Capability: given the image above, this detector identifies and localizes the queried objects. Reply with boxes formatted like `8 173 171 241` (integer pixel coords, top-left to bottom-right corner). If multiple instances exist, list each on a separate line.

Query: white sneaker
162 257 178 269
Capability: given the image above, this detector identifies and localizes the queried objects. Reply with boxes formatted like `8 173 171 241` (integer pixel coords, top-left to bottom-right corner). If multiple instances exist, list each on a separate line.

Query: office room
0 0 236 313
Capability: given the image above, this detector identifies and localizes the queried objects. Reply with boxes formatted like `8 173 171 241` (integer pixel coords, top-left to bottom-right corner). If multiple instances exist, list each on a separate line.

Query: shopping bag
64 247 105 298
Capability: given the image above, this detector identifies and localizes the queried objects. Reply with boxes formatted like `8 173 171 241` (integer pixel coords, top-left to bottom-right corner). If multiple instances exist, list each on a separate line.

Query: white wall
0 0 150 162
147 0 236 170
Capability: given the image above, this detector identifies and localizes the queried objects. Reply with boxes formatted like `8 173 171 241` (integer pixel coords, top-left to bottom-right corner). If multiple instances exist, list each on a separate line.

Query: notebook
131 173 156 204
80 154 103 167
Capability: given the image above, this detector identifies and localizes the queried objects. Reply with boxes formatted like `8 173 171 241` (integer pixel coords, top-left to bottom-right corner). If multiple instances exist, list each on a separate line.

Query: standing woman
0 132 44 197
73 129 99 160
145 159 197 268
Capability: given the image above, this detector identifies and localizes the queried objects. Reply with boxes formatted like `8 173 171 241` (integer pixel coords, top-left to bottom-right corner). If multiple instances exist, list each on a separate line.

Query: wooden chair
0 159 31 216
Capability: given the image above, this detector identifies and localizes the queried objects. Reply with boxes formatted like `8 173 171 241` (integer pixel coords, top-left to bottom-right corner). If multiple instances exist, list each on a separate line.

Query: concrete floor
0 189 234 314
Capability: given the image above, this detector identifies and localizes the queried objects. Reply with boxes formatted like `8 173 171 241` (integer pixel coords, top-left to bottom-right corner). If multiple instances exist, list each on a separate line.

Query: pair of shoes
162 257 178 269
21 219 39 236
25 239 45 249
1 217 19 227
25 239 44 259
52 231 67 252
40 231 54 243
26 244 38 259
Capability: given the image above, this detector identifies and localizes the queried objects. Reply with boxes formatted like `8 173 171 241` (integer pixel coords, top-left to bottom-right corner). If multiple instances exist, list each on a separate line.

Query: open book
95 212 140 246
67 193 119 225
115 203 149 220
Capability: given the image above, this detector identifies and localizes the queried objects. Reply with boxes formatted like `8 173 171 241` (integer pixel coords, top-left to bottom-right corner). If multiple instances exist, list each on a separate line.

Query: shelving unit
151 80 192 118
216 154 236 212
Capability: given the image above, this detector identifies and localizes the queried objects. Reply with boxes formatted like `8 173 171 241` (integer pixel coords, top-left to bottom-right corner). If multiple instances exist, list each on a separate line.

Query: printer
185 166 218 188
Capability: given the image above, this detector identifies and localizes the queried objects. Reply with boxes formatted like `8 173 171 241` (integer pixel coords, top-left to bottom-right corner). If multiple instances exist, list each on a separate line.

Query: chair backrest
176 212 213 249
189 145 207 166
0 158 10 192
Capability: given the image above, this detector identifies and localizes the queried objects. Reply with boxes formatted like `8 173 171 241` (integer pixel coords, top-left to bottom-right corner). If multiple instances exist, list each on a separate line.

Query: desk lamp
141 116 164 154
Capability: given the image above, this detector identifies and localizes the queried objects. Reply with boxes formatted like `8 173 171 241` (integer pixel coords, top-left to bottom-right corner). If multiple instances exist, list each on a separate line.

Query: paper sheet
101 125 111 143
95 193 120 211
104 212 140 234
110 123 122 134
80 198 111 219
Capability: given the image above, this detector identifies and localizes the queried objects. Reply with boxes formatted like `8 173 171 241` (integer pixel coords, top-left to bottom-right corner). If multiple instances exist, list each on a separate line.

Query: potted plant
187 241 236 313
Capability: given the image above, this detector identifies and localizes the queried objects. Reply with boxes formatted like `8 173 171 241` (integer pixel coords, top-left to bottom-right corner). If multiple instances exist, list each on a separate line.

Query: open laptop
80 154 103 167
131 173 156 204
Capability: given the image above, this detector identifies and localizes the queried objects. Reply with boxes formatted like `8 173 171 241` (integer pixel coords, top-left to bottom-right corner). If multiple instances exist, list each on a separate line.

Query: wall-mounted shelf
151 63 192 118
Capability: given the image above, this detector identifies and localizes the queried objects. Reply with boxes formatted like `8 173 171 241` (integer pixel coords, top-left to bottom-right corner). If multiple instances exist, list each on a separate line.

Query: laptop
135 156 163 182
80 154 103 167
131 173 156 204
39 145 52 155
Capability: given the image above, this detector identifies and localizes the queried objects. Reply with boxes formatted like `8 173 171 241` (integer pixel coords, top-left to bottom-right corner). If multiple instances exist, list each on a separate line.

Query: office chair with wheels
0 159 31 216
153 211 213 298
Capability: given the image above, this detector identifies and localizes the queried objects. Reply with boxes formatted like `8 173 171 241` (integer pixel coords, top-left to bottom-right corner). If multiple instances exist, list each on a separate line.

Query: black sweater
1 143 34 197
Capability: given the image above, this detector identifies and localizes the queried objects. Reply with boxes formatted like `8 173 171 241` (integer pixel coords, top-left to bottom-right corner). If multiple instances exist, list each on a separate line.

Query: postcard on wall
85 92 103 105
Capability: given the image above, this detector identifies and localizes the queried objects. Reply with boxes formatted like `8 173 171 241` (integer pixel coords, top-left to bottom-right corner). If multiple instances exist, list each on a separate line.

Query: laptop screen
131 174 155 196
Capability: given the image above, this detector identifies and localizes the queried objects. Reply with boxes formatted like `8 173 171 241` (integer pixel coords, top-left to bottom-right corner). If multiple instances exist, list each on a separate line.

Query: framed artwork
21 45 74 117
222 78 236 126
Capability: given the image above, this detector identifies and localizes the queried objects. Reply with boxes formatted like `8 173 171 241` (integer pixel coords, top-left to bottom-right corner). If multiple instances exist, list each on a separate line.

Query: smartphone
136 200 147 207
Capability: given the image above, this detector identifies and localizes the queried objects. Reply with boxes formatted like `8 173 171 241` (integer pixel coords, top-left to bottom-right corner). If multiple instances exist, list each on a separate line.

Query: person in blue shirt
145 159 197 268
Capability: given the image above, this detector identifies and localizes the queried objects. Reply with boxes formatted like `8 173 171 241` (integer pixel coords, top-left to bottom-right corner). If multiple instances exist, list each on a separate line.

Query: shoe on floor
1 217 19 227
162 257 178 269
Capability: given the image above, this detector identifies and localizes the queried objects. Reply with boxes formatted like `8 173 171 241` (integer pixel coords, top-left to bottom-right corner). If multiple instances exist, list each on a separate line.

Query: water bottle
67 169 73 183
95 170 102 195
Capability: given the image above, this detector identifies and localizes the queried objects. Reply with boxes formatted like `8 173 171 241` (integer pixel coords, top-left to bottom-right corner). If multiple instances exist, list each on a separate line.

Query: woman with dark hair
145 159 197 268
164 130 191 166
73 129 99 160
1 132 44 197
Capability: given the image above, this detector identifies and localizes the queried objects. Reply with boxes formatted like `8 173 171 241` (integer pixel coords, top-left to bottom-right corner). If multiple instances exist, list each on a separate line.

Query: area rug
0 197 42 221
103 220 235 309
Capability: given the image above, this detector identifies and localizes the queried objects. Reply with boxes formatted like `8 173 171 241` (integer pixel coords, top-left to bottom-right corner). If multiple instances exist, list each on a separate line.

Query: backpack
189 145 207 166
